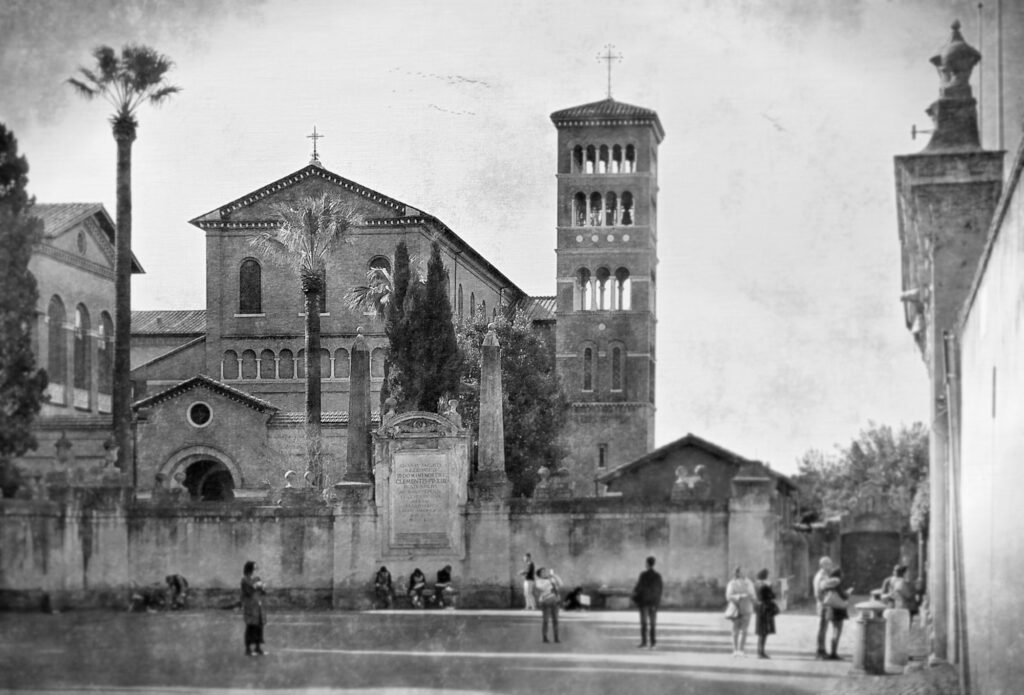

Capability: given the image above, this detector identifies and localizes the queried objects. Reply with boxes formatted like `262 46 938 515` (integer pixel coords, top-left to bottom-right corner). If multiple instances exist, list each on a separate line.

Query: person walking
520 553 537 610
754 568 778 659
813 556 838 659
633 556 663 650
240 560 267 656
535 567 562 643
725 566 756 656
824 568 854 660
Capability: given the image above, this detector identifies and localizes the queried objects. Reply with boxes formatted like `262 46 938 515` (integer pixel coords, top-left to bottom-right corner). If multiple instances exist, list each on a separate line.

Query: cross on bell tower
597 44 623 99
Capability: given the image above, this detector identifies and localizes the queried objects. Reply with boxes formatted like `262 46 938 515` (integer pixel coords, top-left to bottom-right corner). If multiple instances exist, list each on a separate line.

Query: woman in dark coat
241 560 266 656
754 568 778 659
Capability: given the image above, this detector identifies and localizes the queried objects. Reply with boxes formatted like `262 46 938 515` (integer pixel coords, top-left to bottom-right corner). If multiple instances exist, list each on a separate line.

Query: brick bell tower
550 97 665 496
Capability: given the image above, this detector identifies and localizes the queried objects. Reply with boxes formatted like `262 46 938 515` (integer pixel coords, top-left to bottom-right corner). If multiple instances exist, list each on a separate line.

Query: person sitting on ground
408 568 427 608
374 566 394 609
165 574 189 610
434 564 455 608
563 586 586 611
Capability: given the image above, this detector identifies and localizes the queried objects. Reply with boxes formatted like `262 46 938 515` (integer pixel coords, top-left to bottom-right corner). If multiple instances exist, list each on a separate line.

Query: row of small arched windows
573 192 634 227
576 267 631 311
582 344 626 392
572 144 637 174
221 347 386 381
45 295 114 406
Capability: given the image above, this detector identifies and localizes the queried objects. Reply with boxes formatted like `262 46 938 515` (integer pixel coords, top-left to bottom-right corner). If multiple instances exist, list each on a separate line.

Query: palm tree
345 263 395 320
68 45 179 480
251 194 363 488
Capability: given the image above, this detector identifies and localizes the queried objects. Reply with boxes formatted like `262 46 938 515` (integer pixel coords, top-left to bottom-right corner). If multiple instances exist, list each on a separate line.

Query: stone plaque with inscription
373 411 469 558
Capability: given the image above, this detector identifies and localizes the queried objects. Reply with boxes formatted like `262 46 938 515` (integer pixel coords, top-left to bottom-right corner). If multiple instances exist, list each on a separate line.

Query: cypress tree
381 240 412 409
407 241 461 411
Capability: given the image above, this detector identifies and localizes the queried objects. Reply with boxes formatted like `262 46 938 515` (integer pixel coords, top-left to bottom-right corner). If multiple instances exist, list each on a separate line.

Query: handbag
824 590 848 610
724 601 739 620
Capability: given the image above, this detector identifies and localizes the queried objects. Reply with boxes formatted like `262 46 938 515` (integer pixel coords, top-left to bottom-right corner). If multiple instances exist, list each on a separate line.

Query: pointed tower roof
550 97 664 141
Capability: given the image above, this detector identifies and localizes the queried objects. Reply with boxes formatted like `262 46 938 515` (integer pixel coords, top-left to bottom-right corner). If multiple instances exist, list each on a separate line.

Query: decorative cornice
35 243 114 280
570 401 651 409
132 374 279 413
215 166 405 216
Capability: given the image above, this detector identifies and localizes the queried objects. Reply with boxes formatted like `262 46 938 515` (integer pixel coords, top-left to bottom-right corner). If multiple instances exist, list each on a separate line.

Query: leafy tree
68 44 180 473
251 194 364 488
792 421 929 532
457 312 569 497
0 124 48 496
403 242 462 412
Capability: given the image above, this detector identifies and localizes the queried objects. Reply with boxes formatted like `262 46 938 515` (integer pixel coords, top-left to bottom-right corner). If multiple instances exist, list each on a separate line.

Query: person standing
754 568 778 659
725 566 756 656
633 556 663 650
813 556 838 659
824 568 854 660
520 553 537 610
534 567 562 643
240 560 266 656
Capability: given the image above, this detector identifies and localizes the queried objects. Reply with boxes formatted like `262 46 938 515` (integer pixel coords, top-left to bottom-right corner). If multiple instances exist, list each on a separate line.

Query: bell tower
550 97 665 495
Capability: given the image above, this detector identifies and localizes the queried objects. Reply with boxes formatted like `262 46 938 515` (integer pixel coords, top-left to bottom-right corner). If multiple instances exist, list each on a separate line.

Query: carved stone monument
373 411 470 558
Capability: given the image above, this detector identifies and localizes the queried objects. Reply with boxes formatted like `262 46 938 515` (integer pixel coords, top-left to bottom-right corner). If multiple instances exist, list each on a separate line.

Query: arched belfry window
614 267 631 310
595 267 611 309
605 192 618 226
583 347 594 391
625 144 636 173
573 192 587 227
585 146 596 174
47 295 67 386
598 145 609 174
589 192 603 227
576 268 592 311
621 192 634 226
239 259 262 314
612 145 623 173
572 146 584 173
73 304 91 393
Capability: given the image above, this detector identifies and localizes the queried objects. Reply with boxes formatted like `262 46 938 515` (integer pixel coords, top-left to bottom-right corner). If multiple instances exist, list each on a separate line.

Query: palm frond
66 77 98 99
148 85 182 106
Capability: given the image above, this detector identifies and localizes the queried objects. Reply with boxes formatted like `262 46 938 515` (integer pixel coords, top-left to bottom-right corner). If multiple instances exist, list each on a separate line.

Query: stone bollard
852 598 888 675
884 607 911 670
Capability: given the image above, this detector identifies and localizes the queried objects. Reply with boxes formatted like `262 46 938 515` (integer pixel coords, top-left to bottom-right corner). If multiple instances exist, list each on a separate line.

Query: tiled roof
519 296 556 322
33 202 144 273
132 310 207 335
268 412 382 427
550 98 665 140
132 374 278 413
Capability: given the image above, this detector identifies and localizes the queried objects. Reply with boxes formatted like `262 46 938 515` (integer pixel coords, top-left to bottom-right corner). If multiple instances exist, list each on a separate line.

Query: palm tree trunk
303 282 322 487
112 120 136 484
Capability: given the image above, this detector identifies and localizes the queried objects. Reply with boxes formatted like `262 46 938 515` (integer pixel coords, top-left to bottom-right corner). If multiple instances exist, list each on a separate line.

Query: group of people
127 573 189 612
724 566 779 658
373 565 456 609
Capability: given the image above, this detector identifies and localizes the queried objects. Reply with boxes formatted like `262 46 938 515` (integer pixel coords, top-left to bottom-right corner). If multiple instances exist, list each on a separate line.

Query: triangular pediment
132 374 279 413
189 164 421 229
34 203 144 273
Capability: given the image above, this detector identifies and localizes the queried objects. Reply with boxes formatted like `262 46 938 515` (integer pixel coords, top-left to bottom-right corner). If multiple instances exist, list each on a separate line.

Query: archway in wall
183 459 236 501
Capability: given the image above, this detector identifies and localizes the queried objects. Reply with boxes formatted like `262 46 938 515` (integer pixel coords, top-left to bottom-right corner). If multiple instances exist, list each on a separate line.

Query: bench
594 587 634 610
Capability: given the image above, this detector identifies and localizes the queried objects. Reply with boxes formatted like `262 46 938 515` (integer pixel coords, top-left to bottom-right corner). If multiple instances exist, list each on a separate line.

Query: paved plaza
0 607 877 694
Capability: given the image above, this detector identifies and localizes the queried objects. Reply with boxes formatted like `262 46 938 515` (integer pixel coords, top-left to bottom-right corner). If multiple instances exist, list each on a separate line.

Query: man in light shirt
813 556 837 659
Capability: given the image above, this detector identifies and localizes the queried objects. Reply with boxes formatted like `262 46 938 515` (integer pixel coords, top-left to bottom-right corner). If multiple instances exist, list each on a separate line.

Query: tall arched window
223 350 239 380
239 259 262 314
470 292 476 319
240 349 257 379
621 191 634 226
605 192 618 226
572 145 584 173
574 192 587 227
371 348 385 378
583 347 594 391
458 284 464 319
612 144 623 173
596 267 611 310
334 348 350 378
481 299 486 318
98 312 113 398
614 267 631 310
279 349 295 379
260 349 276 379
611 345 624 391
589 192 603 226
73 304 91 392
47 296 67 387
369 256 392 273
585 145 596 174
576 268 592 311
598 145 609 174
625 144 636 173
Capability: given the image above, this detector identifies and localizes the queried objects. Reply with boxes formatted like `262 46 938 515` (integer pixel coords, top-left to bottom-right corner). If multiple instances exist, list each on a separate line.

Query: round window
188 402 212 428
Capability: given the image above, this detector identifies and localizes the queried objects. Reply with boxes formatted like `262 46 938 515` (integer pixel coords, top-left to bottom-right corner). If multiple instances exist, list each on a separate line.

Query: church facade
126 97 664 500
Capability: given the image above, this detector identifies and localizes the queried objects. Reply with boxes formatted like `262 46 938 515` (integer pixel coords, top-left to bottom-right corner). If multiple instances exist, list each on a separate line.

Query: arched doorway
183 459 235 501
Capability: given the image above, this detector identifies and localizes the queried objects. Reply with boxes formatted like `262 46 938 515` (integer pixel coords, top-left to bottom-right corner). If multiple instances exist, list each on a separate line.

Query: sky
4 0 1021 475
